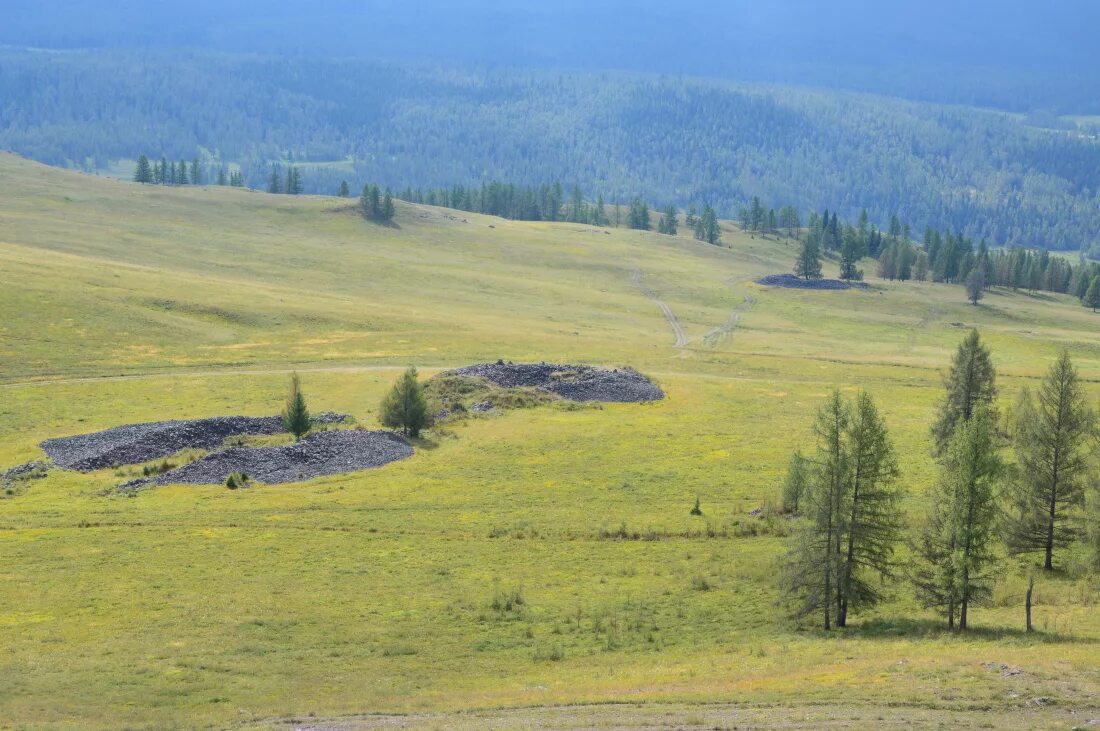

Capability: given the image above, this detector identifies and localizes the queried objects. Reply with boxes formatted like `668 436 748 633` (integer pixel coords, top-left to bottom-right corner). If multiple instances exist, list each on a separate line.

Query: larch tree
911 408 1001 630
380 189 396 222
839 227 864 281
282 372 311 440
133 155 153 184
781 451 809 514
1083 276 1100 312
380 366 431 438
966 268 985 305
930 329 997 457
780 390 902 629
795 236 822 280
836 391 902 627
1004 351 1095 570
780 390 849 630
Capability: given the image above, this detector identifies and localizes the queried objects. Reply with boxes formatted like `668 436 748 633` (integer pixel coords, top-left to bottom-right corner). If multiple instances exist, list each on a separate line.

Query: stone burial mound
756 273 868 290
41 413 349 471
442 362 664 403
152 429 413 485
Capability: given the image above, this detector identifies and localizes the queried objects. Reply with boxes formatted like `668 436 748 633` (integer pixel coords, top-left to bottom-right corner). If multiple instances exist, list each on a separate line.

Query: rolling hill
1 153 1099 729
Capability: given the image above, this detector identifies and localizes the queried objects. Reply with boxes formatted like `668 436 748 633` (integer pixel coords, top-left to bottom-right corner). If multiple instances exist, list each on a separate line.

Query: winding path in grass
703 294 756 346
632 267 687 348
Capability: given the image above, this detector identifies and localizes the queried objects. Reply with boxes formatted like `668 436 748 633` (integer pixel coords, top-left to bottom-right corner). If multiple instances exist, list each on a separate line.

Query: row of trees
266 164 303 195
789 204 1100 310
781 331 1100 630
359 184 396 223
281 367 431 443
397 182 572 223
134 155 246 187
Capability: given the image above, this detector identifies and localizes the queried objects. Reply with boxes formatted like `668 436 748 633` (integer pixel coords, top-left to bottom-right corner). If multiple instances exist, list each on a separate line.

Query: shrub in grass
690 496 703 516
225 472 251 489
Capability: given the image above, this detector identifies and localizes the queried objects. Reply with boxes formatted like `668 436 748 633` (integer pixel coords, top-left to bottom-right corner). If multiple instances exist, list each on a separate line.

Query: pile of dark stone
150 429 412 485
41 413 349 472
444 362 664 403
1 461 49 488
756 273 868 290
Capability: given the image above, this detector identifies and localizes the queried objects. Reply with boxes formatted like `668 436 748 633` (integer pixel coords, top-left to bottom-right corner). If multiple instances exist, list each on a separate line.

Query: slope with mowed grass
1 153 1098 730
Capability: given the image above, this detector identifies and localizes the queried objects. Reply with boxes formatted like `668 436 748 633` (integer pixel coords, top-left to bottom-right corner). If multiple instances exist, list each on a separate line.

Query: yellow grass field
1 153 1098 729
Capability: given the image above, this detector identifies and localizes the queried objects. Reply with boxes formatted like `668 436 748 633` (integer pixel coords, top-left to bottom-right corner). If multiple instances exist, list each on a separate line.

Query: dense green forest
4 49 1100 250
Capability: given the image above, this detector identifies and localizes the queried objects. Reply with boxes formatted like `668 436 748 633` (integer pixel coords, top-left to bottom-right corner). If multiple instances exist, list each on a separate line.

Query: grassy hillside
1 153 1098 729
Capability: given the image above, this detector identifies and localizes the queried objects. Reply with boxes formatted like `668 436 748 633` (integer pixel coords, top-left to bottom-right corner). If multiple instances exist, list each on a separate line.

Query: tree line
789 204 1100 310
20 49 1100 251
133 154 244 187
781 331 1100 631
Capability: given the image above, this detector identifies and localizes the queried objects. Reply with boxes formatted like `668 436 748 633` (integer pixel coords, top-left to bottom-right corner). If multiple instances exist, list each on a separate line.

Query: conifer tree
190 157 201 185
931 330 997 456
659 205 677 235
380 366 431 437
911 408 1000 630
282 372 311 440
1084 276 1100 312
684 205 697 231
267 164 282 194
177 160 188 185
285 166 302 195
836 392 902 626
782 451 808 514
780 390 902 629
966 268 986 305
795 236 822 280
380 189 395 222
133 155 153 184
914 251 929 282
839 228 864 280
1004 351 1095 570
697 205 720 245
780 391 849 630
216 167 227 186
593 194 608 226
338 180 350 197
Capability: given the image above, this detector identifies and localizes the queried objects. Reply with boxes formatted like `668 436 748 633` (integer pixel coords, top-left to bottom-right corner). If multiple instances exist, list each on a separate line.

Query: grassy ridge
1 153 1098 729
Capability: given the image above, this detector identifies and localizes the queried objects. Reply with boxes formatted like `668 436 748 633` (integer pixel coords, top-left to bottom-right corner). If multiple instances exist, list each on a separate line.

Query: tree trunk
1026 576 1034 633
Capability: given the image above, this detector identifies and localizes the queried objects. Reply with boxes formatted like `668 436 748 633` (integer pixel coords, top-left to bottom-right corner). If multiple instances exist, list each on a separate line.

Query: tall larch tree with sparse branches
1004 351 1095 570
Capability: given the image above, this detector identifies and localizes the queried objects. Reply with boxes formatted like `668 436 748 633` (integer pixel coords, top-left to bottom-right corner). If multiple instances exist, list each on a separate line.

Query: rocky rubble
151 429 412 485
756 273 868 290
41 413 349 471
443 362 663 403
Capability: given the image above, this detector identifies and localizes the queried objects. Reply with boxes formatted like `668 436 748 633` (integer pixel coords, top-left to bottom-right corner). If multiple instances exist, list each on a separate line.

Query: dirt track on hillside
631 267 687 347
250 700 1099 730
703 294 756 345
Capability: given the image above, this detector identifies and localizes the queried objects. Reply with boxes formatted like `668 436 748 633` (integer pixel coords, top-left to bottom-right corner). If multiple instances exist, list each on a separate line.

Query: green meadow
1 153 1098 729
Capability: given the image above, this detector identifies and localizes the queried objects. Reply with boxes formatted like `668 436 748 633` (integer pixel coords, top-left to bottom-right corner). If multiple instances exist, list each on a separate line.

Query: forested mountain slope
3 49 1100 251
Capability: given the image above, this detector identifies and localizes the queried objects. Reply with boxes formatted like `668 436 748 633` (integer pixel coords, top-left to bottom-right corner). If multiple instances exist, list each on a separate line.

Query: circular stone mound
756 273 867 290
444 362 664 402
155 429 412 485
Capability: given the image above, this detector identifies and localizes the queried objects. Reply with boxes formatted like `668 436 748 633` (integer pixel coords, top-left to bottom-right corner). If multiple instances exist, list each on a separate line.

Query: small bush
225 472 251 489
691 575 712 591
532 644 564 662
490 587 526 613
690 496 703 516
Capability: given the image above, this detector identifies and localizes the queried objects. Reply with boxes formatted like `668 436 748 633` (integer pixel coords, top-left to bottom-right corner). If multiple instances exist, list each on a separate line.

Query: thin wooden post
1026 576 1035 633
